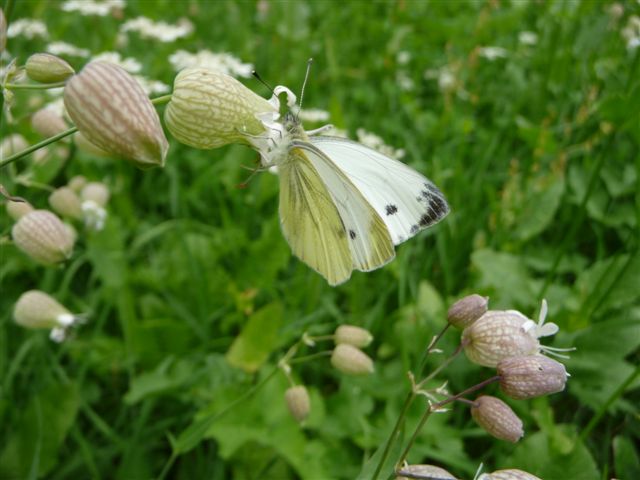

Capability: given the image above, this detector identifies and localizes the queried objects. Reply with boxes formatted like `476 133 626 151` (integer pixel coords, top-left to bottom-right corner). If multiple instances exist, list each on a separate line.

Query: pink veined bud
497 355 568 400
396 464 458 479
11 210 75 265
32 107 69 138
461 310 540 367
64 61 169 169
331 344 374 376
470 395 524 443
14 290 83 342
25 53 75 83
334 325 374 348
1 133 29 159
284 385 311 422
49 187 83 220
447 294 489 329
478 468 542 480
6 199 34 220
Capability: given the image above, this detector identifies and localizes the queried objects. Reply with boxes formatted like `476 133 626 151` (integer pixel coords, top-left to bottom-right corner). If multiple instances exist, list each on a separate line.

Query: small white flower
7 19 49 39
396 71 414 92
134 75 170 95
46 41 91 58
82 200 107 231
90 52 142 73
356 128 405 160
397 50 411 65
478 46 508 61
168 49 254 78
298 108 330 122
121 16 194 42
60 0 124 16
518 31 538 46
622 16 640 50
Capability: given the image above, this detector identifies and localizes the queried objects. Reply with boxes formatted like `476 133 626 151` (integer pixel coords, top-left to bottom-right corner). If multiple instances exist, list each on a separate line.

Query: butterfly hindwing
278 143 395 285
310 136 449 245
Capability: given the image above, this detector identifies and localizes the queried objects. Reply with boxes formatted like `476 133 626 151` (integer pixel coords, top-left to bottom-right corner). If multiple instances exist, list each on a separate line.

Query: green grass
1 1 639 479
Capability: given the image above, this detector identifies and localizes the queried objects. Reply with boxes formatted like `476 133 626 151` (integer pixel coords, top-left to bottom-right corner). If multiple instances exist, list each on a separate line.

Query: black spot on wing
410 224 419 235
385 204 398 216
349 230 357 239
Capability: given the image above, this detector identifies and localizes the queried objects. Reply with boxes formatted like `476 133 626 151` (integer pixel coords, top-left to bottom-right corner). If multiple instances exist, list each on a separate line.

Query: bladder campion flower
6 199 34 220
11 209 75 265
64 61 169 169
334 325 373 348
331 344 374 375
25 53 75 83
284 385 311 422
396 464 457 480
164 68 276 149
470 395 524 443
497 355 568 400
447 294 488 329
14 290 84 342
49 187 83 220
478 469 542 480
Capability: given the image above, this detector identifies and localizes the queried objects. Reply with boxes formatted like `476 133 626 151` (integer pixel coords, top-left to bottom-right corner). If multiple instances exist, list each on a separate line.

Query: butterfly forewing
310 136 449 245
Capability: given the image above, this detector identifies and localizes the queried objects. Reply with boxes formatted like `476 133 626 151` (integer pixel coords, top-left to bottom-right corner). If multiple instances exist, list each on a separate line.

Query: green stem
0 126 78 168
5 81 67 90
396 408 432 469
432 375 501 410
0 0 16 127
371 392 415 480
416 341 464 390
288 350 332 364
151 94 172 106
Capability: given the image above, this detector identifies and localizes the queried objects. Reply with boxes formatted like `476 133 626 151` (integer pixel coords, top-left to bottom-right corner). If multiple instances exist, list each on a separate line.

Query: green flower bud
462 310 539 368
331 344 374 376
6 199 34 220
32 107 69 138
11 209 75 265
284 385 310 422
447 294 488 329
396 465 457 480
334 325 373 348
470 395 524 443
164 68 275 149
497 355 568 400
64 61 169 169
49 187 83 220
81 182 110 207
478 469 542 480
25 53 75 83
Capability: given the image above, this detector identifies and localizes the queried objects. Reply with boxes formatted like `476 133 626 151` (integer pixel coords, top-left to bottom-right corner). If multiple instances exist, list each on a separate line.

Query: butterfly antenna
252 70 275 97
298 57 313 115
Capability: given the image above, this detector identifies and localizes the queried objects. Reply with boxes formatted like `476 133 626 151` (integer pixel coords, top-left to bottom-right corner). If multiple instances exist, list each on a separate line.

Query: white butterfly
252 85 449 286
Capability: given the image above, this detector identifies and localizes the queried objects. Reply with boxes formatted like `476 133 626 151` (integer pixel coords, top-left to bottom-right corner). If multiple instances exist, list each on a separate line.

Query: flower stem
431 375 500 410
396 406 432 469
288 350 332 364
0 126 78 169
5 81 67 89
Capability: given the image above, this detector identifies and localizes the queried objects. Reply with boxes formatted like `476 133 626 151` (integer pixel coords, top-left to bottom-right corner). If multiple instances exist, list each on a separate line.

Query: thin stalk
432 375 500 410
0 0 17 126
396 408 432 469
0 126 78 168
288 350 332 364
5 81 67 89
416 342 464 390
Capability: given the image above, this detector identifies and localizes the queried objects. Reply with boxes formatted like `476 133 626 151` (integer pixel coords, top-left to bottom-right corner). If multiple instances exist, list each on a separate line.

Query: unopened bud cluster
331 325 374 375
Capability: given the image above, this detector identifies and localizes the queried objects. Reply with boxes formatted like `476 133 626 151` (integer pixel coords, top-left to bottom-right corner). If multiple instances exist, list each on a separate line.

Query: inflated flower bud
49 187 83 220
478 469 542 480
396 464 457 480
32 107 69 138
164 68 275 149
497 355 568 400
14 290 82 342
6 199 34 220
331 344 374 376
81 182 110 206
25 53 75 83
67 175 87 193
11 210 75 265
64 61 169 169
461 310 539 367
74 132 111 157
0 8 6 53
448 294 488 329
0 133 29 159
284 385 310 422
470 395 524 443
334 325 373 348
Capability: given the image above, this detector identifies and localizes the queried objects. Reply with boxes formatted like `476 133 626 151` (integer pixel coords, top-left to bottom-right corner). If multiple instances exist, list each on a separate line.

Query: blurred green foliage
1 1 639 479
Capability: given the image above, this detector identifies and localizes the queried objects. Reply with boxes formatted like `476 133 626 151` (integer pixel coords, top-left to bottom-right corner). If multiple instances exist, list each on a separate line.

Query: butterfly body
268 112 448 286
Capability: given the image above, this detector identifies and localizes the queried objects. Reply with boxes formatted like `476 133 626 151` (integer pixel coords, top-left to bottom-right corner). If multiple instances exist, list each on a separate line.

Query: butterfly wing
310 136 449 245
278 143 395 285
